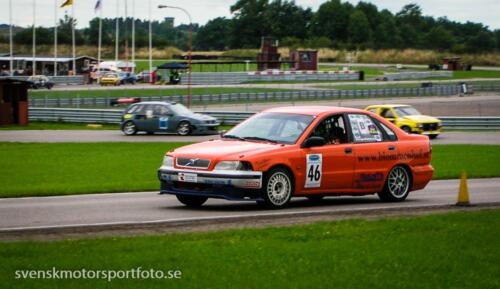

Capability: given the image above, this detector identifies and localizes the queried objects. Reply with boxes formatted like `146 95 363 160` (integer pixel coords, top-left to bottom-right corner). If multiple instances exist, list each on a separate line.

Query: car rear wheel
176 195 208 207
378 166 411 202
122 121 137 135
177 121 192 136
259 167 293 208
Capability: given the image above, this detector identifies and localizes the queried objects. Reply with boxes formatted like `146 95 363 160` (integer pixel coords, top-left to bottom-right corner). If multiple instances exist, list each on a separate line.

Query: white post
54 0 58 76
32 0 36 76
71 3 76 75
131 0 135 73
9 0 13 76
115 0 120 63
148 0 152 82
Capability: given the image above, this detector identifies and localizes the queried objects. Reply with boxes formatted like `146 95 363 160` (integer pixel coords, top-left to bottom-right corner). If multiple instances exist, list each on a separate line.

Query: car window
226 112 314 144
394 106 421 116
380 108 395 118
348 114 383 143
372 118 397 141
310 114 347 144
126 105 140 114
153 105 171 116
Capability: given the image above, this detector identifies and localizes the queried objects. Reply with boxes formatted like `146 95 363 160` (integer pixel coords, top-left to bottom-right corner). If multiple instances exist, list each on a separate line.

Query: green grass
0 143 498 198
0 122 119 131
134 60 261 73
1 210 499 289
29 87 289 99
453 70 500 79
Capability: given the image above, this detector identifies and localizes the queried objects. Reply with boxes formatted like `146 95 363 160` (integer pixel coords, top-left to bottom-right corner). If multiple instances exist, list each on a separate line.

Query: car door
346 113 399 192
301 114 355 192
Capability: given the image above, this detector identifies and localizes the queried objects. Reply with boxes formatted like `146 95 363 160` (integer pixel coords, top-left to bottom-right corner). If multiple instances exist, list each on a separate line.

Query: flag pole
98 0 103 77
148 0 152 83
115 0 120 63
32 0 36 76
54 0 58 76
9 0 13 76
71 2 76 75
131 0 135 73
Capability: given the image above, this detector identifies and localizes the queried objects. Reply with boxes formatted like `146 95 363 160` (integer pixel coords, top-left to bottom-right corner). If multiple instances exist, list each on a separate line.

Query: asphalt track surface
0 130 499 144
0 178 499 237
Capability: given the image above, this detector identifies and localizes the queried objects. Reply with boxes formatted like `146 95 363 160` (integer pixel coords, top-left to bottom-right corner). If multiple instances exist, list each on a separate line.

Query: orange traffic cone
456 171 471 206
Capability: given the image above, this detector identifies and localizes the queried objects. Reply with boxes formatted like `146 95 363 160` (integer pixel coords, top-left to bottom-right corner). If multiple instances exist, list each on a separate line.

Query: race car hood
402 115 440 123
179 112 217 122
170 139 282 160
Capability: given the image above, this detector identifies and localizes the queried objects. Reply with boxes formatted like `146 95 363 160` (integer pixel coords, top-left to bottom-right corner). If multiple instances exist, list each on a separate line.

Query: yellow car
365 104 442 139
99 72 121 86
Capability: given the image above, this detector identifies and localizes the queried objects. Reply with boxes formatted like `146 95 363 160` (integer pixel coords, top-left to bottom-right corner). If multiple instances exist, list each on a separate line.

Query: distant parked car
119 72 137 85
99 72 121 86
121 101 220 136
365 104 442 139
27 75 54 89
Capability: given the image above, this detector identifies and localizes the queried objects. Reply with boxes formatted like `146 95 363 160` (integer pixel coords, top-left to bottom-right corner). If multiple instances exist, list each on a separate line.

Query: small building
290 50 318 71
0 55 97 76
442 57 461 71
0 78 29 126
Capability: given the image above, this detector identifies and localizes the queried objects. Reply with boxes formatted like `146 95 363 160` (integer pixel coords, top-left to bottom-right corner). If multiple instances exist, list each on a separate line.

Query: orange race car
158 106 434 208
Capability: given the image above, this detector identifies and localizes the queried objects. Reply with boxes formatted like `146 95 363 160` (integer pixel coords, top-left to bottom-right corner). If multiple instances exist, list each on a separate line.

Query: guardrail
29 83 500 108
0 75 86 85
382 71 453 81
28 107 500 129
178 71 361 85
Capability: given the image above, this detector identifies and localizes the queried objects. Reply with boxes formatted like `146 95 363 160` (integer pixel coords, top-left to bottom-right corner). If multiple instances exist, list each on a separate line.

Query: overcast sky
2 0 499 30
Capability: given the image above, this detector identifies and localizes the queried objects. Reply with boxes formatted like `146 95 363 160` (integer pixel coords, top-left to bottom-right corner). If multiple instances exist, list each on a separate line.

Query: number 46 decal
305 154 322 188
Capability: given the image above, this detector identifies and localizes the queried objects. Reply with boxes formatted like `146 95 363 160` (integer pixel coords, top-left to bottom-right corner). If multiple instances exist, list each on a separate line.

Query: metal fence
28 107 500 129
29 83 500 109
0 75 85 85
180 71 361 85
382 71 453 81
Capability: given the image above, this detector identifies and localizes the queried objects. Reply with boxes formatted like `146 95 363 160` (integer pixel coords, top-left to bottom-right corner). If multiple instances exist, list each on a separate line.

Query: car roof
263 106 366 116
366 104 410 109
133 101 176 106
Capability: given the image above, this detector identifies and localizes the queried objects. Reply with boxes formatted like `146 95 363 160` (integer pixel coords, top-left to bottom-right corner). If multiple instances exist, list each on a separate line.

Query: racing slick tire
258 167 294 208
176 195 208 207
378 166 411 202
176 121 192 136
122 121 138 135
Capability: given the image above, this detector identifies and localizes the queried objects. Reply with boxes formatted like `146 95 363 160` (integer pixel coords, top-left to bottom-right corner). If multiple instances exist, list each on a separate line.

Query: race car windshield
169 103 192 115
225 112 314 144
395 106 421 116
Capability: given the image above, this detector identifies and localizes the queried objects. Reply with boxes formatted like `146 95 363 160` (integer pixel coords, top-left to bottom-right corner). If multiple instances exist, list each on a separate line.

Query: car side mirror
302 136 326 148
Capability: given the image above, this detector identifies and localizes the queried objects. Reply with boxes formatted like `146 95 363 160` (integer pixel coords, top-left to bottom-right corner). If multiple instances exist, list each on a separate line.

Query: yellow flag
60 0 73 8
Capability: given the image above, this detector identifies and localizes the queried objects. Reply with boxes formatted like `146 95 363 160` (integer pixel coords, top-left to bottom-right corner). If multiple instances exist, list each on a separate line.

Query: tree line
2 0 499 54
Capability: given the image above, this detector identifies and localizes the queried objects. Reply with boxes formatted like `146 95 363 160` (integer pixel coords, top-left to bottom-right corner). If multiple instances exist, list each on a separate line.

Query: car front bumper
158 166 263 201
191 123 220 135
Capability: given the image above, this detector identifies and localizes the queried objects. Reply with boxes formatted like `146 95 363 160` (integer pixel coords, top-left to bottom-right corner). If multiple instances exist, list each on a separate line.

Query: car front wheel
259 167 293 208
122 121 138 135
176 121 192 136
176 195 208 207
378 166 411 202
401 126 411 134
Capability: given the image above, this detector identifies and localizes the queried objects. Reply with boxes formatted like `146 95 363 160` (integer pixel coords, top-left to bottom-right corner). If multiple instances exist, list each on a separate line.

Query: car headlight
163 156 174 167
214 161 252 171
